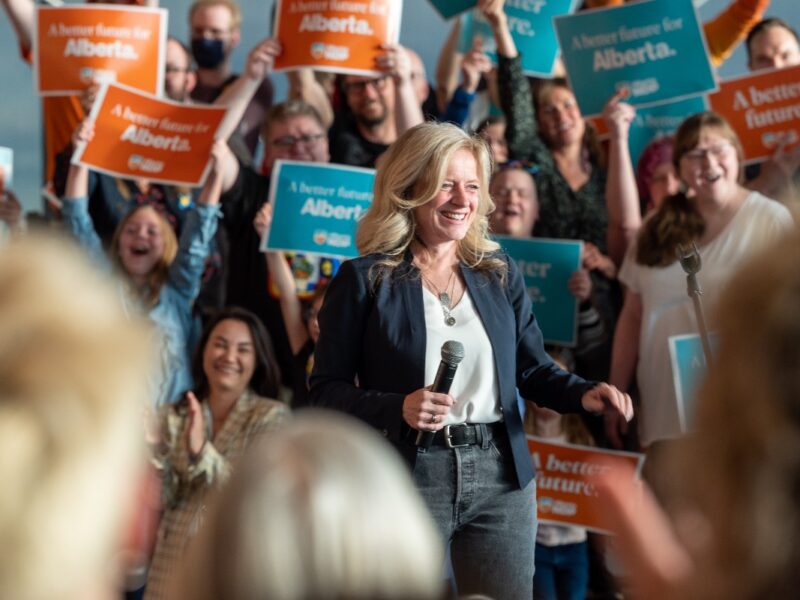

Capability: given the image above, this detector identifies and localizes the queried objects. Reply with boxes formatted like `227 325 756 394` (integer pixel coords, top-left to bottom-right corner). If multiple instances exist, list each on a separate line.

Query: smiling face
203 318 256 398
262 114 329 174
343 74 395 127
413 148 480 250
489 168 538 237
678 127 741 202
117 206 167 284
536 84 585 149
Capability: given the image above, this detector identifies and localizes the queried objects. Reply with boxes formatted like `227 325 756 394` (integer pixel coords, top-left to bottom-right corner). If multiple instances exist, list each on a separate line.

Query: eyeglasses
270 134 326 148
682 142 734 164
343 75 389 95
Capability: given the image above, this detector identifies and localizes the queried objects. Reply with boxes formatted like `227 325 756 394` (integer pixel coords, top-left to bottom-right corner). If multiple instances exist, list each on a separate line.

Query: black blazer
309 252 596 488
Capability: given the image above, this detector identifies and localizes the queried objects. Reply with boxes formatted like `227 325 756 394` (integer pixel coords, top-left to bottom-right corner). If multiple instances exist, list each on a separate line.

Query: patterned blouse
497 54 609 251
144 391 288 600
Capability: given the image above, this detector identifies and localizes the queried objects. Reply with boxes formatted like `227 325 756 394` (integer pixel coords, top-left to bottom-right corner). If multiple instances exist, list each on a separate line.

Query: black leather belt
430 422 504 448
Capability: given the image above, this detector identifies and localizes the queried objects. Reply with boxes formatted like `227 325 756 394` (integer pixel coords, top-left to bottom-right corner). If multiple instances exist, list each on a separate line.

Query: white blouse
422 286 502 425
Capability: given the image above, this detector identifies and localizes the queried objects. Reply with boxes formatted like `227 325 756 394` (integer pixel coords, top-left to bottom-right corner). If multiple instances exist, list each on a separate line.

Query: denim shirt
62 196 221 407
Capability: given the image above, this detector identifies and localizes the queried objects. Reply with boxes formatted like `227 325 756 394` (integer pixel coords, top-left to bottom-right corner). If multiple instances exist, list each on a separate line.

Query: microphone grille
676 243 702 275
441 340 465 366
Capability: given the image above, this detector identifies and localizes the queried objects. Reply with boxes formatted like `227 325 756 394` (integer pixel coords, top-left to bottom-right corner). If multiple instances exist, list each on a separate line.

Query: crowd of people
1 0 800 598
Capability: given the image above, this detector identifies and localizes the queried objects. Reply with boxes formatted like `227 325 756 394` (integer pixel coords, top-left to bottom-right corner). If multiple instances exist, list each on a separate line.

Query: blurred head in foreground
0 235 152 600
676 226 800 599
173 411 445 600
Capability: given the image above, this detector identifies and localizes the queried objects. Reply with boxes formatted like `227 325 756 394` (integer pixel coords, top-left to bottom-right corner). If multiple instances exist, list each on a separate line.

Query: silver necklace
421 269 456 326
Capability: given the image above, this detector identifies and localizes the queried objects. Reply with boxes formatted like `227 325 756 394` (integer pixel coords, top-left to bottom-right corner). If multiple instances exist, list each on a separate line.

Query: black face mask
191 38 226 69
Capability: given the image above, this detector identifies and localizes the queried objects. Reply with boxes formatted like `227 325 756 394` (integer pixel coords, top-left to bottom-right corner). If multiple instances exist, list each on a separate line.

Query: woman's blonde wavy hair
356 122 506 278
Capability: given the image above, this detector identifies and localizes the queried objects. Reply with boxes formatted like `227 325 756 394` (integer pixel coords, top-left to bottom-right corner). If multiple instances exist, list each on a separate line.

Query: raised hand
603 88 636 141
253 202 273 239
245 38 282 81
461 37 493 94
184 391 207 459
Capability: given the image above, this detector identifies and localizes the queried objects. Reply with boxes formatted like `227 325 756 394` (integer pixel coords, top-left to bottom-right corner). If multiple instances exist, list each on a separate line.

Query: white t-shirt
619 192 793 446
422 286 502 425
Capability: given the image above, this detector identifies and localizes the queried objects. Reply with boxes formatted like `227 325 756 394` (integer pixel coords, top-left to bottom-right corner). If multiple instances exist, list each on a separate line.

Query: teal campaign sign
429 0 476 19
668 333 717 432
497 236 582 346
264 160 374 259
458 0 579 77
554 0 716 117
628 95 708 167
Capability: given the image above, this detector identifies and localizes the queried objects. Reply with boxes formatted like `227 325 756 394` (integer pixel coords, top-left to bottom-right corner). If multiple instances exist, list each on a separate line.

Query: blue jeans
533 541 589 600
412 432 537 598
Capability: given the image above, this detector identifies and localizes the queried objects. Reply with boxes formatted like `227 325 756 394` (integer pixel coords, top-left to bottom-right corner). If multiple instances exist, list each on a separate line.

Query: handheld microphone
415 340 465 451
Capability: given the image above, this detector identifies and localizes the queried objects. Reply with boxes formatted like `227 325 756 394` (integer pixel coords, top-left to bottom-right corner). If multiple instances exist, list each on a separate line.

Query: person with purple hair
636 137 681 215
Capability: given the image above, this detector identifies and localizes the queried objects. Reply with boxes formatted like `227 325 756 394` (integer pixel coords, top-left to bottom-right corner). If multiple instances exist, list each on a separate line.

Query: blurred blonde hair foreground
172 411 445 600
603 226 800 600
0 235 153 600
675 225 800 599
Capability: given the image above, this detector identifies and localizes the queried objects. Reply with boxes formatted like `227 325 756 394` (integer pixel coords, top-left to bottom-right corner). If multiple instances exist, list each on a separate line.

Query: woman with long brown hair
607 111 794 449
145 307 288 599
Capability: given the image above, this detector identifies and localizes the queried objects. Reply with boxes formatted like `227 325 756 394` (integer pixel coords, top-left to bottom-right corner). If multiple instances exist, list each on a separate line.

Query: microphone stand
677 243 713 365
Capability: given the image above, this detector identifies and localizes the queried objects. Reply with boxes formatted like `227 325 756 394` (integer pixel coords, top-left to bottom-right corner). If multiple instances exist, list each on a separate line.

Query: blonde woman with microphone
309 122 633 598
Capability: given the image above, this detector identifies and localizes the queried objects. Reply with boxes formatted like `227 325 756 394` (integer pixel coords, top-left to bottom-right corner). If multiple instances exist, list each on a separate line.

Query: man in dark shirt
215 100 330 386
188 0 272 160
329 45 425 168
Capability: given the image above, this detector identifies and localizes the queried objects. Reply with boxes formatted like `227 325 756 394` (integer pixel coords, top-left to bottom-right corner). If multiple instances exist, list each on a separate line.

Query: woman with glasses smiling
607 111 794 452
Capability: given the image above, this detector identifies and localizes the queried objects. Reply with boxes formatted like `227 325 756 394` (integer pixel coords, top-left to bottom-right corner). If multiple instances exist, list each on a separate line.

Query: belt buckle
444 424 470 449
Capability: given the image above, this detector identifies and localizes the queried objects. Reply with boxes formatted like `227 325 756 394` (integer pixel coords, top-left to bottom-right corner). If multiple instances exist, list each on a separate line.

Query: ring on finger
430 413 438 424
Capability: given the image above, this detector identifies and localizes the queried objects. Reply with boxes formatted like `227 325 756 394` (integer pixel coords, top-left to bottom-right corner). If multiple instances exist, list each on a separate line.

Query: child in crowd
253 202 326 408
527 348 595 600
62 118 223 408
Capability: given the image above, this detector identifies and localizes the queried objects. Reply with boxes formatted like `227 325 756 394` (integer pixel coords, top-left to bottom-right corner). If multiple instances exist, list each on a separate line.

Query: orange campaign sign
72 83 227 187
528 436 645 533
708 64 800 164
273 0 402 75
34 5 167 96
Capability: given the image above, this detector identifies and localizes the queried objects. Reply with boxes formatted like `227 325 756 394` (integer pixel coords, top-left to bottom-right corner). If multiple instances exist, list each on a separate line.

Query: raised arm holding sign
72 82 226 187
